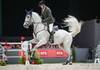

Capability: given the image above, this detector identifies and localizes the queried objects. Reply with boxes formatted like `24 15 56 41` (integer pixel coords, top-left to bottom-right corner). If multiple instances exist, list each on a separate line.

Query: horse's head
23 10 42 29
23 10 33 29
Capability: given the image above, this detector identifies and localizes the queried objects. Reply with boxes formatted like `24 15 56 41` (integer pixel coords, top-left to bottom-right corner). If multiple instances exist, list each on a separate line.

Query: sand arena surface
0 63 100 70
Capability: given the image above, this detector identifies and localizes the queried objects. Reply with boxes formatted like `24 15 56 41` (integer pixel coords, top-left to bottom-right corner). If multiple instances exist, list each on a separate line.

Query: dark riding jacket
41 5 55 25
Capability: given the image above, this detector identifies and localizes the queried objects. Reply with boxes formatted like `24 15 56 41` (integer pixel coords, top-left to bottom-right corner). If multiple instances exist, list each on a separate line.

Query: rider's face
39 4 44 9
40 5 43 9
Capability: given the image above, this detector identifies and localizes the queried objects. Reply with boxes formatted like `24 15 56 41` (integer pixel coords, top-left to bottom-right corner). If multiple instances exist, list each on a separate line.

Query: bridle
25 12 47 36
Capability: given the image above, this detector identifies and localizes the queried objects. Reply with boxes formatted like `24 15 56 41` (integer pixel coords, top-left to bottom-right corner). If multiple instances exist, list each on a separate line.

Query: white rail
0 42 21 45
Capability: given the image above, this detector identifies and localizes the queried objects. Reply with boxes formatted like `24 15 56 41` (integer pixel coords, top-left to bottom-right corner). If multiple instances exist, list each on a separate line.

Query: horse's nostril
24 22 28 26
23 23 29 28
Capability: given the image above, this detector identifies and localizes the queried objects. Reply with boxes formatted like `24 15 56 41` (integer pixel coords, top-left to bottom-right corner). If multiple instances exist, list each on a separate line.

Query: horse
22 10 82 65
94 43 100 64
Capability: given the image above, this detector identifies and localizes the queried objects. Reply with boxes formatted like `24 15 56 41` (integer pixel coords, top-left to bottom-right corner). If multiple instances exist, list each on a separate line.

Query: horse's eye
27 16 30 18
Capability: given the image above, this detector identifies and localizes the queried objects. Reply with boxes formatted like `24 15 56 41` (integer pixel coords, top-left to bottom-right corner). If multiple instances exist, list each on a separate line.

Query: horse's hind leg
63 36 73 65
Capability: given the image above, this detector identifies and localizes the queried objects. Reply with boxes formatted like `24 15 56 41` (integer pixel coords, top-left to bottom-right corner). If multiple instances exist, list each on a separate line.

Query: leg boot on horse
63 55 73 65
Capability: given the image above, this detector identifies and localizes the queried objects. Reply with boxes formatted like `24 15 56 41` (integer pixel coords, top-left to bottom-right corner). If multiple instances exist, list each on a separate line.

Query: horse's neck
32 12 47 34
33 23 47 34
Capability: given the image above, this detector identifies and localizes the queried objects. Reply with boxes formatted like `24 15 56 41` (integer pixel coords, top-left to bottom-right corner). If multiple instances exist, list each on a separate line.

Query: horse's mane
32 12 42 22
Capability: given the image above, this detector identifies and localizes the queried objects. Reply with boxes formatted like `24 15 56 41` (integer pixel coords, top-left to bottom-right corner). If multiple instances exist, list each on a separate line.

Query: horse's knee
41 39 48 44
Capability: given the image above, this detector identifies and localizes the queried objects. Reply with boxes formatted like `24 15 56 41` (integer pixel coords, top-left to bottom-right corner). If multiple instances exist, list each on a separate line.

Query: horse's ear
30 9 33 12
25 9 28 13
29 9 33 15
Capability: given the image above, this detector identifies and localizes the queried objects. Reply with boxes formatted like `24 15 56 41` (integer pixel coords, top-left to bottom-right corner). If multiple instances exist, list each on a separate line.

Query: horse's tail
79 20 84 27
70 20 84 37
78 20 84 32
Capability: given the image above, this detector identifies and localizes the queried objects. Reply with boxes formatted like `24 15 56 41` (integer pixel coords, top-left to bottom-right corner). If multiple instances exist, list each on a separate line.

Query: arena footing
0 63 100 70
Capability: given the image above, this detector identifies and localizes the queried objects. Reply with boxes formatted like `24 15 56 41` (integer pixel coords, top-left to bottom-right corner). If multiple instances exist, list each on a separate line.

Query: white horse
22 10 82 65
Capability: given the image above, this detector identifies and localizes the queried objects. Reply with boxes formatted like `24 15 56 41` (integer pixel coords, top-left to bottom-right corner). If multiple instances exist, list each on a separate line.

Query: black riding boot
49 31 54 43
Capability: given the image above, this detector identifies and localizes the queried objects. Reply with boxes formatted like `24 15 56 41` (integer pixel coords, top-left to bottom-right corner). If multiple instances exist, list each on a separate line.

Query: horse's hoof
62 61 72 65
25 61 30 65
69 62 72 65
62 62 69 65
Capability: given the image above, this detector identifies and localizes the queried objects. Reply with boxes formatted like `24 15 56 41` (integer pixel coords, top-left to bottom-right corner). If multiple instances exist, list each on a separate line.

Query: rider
38 0 55 43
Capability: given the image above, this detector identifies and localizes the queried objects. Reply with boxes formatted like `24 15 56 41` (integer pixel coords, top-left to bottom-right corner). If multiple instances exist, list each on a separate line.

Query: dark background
2 0 100 36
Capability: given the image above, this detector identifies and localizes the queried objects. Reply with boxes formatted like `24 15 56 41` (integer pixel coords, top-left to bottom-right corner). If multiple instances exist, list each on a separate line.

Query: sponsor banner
18 49 68 58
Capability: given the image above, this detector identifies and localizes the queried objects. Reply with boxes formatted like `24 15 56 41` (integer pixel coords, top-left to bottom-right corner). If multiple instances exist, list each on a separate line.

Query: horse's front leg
28 33 38 44
30 39 48 57
32 39 47 51
29 38 38 44
25 51 30 65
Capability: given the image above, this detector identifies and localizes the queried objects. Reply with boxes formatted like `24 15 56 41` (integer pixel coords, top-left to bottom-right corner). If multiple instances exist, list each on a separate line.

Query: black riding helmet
38 0 45 5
